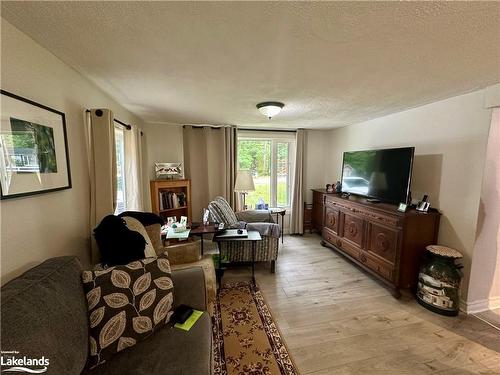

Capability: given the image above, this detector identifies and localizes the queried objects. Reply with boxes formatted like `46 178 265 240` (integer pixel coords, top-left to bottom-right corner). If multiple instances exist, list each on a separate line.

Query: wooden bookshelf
150 179 192 222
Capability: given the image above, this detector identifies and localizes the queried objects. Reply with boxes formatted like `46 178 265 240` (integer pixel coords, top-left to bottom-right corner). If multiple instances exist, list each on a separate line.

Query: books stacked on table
159 191 186 210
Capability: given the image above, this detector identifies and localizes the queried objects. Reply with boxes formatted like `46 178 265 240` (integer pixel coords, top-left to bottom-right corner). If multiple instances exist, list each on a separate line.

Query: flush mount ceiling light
256 101 285 119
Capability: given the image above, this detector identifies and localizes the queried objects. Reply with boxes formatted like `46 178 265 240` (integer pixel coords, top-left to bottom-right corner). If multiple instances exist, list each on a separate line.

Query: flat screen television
341 147 414 204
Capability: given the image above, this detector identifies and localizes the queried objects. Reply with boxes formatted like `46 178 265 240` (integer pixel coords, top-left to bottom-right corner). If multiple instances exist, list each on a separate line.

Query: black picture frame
0 89 72 200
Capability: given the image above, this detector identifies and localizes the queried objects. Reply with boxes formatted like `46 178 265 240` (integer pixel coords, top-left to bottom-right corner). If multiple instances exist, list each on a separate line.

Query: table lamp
234 170 255 210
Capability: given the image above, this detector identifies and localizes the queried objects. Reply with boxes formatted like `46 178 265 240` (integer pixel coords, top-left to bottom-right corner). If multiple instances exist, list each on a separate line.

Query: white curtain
85 109 117 263
290 129 305 234
183 125 237 221
124 124 144 211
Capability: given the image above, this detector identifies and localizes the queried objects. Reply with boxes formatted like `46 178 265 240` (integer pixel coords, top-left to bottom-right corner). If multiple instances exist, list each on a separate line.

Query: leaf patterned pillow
81 252 174 369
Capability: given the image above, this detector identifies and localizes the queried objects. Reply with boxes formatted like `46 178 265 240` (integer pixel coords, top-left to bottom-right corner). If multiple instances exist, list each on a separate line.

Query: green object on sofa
0 256 212 375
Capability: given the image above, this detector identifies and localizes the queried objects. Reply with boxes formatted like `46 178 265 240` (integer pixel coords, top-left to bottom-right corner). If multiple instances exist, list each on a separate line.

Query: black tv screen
341 147 414 204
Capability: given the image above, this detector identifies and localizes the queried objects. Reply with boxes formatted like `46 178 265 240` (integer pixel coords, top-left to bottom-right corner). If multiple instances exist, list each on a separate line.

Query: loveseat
1 256 212 375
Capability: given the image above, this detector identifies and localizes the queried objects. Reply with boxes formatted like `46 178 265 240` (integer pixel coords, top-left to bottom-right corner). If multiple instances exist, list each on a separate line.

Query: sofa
208 196 280 272
1 256 212 375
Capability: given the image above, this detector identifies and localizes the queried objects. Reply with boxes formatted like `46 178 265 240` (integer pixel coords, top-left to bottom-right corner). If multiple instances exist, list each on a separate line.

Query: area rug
212 281 298 375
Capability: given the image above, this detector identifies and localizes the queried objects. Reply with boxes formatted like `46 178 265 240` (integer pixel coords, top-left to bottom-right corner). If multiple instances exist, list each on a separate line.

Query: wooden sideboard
318 193 440 297
311 189 337 232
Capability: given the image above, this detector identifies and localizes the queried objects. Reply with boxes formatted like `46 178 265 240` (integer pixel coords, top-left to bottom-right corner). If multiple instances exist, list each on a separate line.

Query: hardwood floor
222 234 500 374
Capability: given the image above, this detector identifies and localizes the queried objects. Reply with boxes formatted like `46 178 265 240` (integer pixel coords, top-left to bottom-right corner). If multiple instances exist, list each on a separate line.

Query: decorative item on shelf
255 198 268 210
335 181 342 193
171 223 187 233
416 245 463 316
155 162 182 179
0 90 72 199
202 208 210 225
256 101 285 119
326 184 334 193
234 170 255 210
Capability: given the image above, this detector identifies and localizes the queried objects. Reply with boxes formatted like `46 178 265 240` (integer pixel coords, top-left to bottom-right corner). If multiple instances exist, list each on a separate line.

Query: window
114 124 126 214
237 131 295 209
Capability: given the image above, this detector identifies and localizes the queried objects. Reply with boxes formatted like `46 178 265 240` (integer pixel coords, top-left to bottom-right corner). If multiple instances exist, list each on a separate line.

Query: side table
268 207 286 243
189 223 218 255
213 230 262 287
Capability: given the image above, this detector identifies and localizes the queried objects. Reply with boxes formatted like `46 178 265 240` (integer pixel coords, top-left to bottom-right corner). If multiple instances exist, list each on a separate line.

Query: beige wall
141 123 184 211
327 90 492 302
304 130 334 203
141 126 327 226
0 20 144 284
467 109 500 312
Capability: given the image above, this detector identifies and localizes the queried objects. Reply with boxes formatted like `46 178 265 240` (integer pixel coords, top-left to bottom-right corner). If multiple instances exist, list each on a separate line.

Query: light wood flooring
222 234 500 375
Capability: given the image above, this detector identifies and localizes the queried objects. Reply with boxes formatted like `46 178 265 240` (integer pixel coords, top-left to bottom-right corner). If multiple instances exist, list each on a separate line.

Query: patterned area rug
212 281 298 375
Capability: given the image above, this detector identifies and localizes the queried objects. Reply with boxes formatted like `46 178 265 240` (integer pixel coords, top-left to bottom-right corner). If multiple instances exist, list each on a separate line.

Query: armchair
208 197 280 273
118 211 216 315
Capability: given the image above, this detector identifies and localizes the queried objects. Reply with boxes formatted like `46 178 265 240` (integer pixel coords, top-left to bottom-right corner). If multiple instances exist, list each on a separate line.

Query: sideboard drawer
322 228 336 246
323 229 361 260
340 236 362 260
359 251 394 282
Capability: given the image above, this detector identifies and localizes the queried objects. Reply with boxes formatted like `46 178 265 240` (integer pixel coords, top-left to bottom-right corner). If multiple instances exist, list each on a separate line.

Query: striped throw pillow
208 197 238 227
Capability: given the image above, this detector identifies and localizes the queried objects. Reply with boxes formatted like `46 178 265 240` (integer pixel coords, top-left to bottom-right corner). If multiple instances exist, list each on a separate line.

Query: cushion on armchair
235 210 274 223
208 196 239 227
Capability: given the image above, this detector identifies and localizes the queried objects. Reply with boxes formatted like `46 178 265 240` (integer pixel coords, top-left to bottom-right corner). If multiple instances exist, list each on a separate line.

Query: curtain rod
182 125 230 129
238 128 297 133
182 125 297 133
85 109 131 130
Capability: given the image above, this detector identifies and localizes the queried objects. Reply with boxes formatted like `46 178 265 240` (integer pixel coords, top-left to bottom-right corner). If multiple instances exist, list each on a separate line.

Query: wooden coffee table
213 230 262 287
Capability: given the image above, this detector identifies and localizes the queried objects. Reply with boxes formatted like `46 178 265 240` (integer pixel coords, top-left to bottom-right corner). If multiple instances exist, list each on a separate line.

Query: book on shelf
159 190 187 211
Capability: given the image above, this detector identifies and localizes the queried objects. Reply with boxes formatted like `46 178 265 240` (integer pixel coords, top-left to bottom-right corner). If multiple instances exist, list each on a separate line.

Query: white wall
327 90 492 302
0 20 144 284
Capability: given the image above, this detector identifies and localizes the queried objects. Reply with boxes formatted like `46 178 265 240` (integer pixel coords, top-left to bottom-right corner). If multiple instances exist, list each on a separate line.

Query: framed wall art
0 90 71 199
155 162 182 179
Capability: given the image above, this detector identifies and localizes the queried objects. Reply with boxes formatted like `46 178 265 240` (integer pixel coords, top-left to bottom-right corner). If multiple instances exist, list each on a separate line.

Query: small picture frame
166 216 177 226
179 216 188 226
398 203 408 212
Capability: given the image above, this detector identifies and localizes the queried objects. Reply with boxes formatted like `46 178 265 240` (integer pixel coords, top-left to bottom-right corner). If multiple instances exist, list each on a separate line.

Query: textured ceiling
2 1 500 129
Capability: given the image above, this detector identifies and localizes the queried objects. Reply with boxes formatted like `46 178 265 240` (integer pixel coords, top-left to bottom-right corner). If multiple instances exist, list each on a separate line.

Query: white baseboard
461 296 500 314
